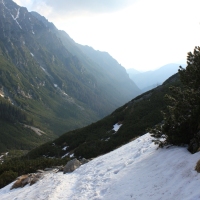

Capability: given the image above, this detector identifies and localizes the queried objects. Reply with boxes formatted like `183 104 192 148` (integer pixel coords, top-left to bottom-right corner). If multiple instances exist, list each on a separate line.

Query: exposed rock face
11 158 90 190
11 166 63 190
188 131 200 154
63 158 81 174
11 173 43 189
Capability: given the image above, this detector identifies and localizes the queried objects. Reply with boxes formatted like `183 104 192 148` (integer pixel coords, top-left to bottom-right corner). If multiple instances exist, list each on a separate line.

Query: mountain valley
0 0 140 152
1 1 200 198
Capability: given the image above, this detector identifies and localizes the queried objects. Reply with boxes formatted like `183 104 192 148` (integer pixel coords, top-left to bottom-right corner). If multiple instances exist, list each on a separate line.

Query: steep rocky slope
0 0 140 152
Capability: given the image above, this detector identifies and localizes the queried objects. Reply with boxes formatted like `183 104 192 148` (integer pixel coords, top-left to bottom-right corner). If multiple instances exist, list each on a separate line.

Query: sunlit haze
13 0 200 71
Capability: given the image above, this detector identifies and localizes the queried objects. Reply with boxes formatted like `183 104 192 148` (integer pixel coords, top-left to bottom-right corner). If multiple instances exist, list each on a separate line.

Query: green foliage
0 170 18 189
0 157 69 189
150 46 200 147
0 100 27 123
27 77 177 159
0 98 51 152
0 121 50 152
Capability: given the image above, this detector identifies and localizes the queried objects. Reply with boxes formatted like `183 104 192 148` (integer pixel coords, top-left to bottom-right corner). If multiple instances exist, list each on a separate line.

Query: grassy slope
0 54 98 153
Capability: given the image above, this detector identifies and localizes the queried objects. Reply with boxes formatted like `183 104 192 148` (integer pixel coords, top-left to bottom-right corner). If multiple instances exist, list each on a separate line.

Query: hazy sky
13 0 200 71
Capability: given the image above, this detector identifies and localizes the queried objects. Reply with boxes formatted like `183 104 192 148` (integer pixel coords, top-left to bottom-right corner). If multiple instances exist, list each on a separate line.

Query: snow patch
113 123 122 132
15 8 20 20
62 153 69 159
69 153 74 158
0 152 9 164
1 0 7 8
62 146 69 151
1 134 200 199
23 125 45 136
10 8 22 29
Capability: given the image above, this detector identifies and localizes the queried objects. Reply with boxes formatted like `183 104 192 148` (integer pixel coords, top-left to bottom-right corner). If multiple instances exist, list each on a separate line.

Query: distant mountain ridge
0 0 140 152
126 68 141 75
127 63 186 92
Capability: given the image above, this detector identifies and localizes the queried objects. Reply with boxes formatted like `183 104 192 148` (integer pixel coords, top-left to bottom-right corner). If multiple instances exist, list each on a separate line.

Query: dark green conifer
150 46 200 148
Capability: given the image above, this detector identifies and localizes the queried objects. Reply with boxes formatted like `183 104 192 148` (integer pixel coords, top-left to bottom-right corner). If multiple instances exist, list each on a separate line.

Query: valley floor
1 133 200 200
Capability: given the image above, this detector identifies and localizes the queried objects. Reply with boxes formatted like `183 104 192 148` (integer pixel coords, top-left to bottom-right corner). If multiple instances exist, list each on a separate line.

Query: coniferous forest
0 101 27 123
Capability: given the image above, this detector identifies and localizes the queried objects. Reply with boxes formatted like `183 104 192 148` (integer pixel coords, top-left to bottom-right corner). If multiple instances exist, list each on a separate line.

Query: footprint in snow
113 169 120 174
95 169 100 173
107 167 112 171
100 188 108 195
113 163 126 174
102 178 111 183
127 160 134 165
96 161 103 165
98 173 104 177
134 150 141 158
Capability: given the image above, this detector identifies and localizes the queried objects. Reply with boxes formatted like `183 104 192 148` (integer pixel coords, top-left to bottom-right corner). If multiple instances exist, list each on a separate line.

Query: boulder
51 165 64 171
30 177 39 186
21 176 31 187
37 170 44 173
11 173 44 189
11 175 30 189
57 165 64 171
63 158 81 174
80 158 89 165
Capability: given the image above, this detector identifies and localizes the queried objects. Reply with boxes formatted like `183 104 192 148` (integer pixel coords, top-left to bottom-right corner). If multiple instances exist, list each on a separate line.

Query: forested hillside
0 97 50 152
26 73 180 159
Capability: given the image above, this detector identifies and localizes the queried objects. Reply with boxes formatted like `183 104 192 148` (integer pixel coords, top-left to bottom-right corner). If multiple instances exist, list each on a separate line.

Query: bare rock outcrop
11 173 43 189
11 166 63 190
63 158 90 174
11 158 90 190
63 158 81 174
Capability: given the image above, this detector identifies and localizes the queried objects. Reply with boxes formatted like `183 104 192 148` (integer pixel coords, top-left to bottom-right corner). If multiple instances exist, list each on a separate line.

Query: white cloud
12 0 200 71
13 0 32 9
35 0 136 14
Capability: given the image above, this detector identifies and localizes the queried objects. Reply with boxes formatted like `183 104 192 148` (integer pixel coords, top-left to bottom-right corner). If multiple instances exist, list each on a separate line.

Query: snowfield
1 133 200 200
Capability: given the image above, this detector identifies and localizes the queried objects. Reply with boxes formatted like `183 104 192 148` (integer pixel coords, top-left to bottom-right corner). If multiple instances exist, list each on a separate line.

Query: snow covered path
1 133 200 200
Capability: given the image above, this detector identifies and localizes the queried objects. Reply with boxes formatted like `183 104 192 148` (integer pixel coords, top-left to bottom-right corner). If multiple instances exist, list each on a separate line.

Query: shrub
0 170 18 188
150 46 200 148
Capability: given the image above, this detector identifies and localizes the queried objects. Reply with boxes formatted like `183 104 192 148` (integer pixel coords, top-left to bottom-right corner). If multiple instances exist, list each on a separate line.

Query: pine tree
150 46 200 149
